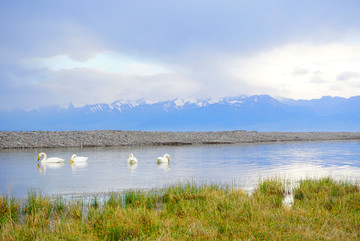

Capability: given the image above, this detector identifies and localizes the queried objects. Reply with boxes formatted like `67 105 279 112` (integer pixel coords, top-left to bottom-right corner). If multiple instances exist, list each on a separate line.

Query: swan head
37 152 45 161
70 154 77 164
129 153 134 158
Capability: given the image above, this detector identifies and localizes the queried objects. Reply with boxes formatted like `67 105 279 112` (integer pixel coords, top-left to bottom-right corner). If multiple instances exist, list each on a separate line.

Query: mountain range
1 95 359 131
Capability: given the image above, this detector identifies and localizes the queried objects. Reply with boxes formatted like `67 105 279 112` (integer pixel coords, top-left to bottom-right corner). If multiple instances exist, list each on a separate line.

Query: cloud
310 77 327 83
3 42 360 110
310 70 326 83
337 71 360 81
2 1 360 60
0 67 200 110
1 1 360 109
292 68 310 77
230 43 360 99
22 52 172 75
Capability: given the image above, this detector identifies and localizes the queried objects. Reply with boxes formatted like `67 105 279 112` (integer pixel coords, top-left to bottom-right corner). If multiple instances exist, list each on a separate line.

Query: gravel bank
1 130 360 149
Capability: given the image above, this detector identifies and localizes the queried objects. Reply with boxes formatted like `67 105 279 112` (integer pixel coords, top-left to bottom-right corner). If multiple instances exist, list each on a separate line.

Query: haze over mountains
1 95 359 132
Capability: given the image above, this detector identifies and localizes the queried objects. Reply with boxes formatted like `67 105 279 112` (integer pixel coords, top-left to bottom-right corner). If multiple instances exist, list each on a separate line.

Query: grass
0 178 359 240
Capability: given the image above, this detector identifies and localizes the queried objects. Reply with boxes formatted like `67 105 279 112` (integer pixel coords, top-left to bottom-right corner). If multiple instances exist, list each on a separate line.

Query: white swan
70 154 88 164
157 154 170 164
127 153 138 164
37 152 65 163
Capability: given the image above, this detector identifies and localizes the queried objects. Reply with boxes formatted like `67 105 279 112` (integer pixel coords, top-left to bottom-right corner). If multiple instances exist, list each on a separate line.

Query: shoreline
1 130 360 149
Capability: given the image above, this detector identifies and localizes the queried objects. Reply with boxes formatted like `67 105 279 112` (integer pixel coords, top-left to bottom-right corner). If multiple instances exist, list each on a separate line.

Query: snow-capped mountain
1 95 359 131
87 100 142 113
84 97 207 114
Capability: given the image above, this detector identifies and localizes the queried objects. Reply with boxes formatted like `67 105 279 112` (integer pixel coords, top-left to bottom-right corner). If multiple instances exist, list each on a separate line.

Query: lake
1 140 360 198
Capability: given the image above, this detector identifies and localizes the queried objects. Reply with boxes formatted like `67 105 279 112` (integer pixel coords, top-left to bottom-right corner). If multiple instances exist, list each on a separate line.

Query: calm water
1 141 360 198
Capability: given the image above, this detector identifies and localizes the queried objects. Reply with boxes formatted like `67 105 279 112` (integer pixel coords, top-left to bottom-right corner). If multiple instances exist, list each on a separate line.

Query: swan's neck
40 153 47 162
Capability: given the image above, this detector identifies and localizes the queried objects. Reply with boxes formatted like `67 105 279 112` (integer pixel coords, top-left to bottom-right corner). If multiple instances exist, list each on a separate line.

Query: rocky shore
1 130 360 149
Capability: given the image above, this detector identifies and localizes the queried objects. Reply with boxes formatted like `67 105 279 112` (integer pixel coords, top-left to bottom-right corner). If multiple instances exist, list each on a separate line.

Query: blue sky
1 0 360 110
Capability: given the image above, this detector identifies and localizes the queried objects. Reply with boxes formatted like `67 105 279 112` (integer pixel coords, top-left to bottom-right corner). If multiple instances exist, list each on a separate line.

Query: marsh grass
0 196 20 227
0 178 359 240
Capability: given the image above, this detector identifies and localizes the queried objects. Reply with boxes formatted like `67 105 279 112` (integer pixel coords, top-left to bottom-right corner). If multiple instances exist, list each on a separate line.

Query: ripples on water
0 141 359 198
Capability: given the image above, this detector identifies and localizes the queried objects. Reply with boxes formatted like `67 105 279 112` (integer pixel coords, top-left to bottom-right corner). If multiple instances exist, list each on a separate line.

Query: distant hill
1 95 359 131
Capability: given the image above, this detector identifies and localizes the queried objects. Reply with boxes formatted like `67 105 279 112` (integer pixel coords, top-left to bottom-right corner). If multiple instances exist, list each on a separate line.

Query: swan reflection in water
37 162 65 174
71 162 88 173
157 162 170 171
128 162 138 173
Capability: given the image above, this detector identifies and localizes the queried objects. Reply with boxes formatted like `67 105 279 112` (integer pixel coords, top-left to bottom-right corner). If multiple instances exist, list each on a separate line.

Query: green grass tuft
0 178 359 240
0 196 20 227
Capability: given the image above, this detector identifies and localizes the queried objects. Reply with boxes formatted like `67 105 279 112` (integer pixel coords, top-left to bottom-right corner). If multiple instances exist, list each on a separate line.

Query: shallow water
0 141 360 198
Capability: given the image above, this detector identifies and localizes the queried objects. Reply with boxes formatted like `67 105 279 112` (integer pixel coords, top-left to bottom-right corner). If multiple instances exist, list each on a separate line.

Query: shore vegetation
1 178 359 240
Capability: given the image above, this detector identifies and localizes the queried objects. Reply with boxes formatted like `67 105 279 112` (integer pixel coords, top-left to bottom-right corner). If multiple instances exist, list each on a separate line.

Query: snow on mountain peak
60 102 75 110
227 100 243 105
90 104 106 113
207 97 223 104
174 98 185 107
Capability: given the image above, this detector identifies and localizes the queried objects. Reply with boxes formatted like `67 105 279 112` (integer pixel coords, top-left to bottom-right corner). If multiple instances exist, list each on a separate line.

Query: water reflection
128 162 138 173
283 181 295 207
157 162 170 171
71 162 88 173
37 162 65 174
1 141 360 198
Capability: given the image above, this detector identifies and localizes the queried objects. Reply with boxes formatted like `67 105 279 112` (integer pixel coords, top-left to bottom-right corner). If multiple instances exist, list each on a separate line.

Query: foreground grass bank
1 178 359 240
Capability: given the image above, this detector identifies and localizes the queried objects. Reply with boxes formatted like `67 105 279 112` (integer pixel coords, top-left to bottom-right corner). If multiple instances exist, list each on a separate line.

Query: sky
0 0 360 110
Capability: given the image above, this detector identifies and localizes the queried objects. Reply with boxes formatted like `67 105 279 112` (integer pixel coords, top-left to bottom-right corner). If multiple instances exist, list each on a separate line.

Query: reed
0 178 359 240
